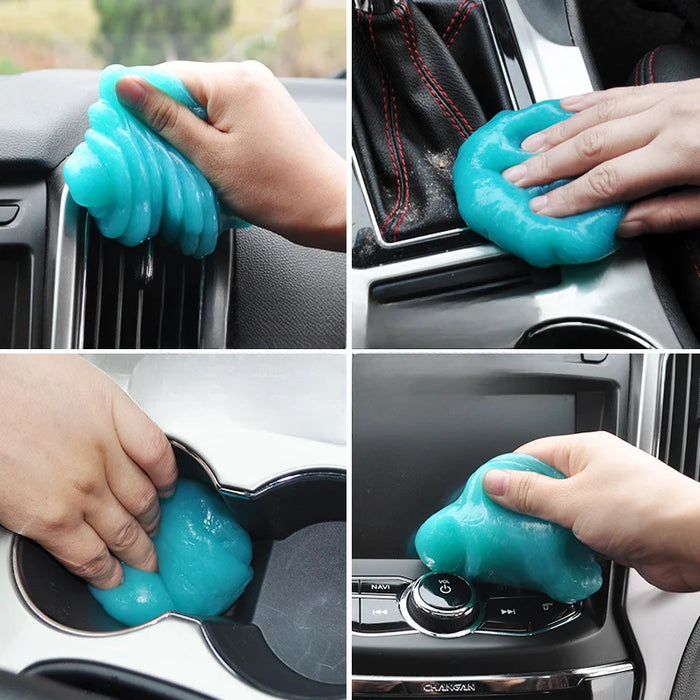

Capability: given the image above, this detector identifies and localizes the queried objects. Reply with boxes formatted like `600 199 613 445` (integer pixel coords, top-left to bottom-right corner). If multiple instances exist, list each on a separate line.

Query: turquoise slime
63 64 248 258
415 453 602 603
453 100 626 268
90 479 253 626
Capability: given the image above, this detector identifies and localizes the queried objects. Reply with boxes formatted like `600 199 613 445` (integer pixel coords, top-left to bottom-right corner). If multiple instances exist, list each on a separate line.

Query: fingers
110 389 177 498
115 75 215 165
521 84 668 153
37 523 123 589
85 494 158 574
482 468 575 528
106 456 161 535
529 143 681 217
504 111 657 188
618 189 700 236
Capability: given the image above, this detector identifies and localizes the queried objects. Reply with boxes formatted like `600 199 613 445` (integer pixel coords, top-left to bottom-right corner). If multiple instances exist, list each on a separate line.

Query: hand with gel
452 100 626 268
63 64 248 258
90 479 253 626
415 453 602 603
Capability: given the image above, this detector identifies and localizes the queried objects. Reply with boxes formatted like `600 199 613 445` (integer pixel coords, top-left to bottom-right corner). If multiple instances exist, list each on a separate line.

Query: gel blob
90 479 253 626
63 64 248 258
415 453 602 603
452 100 626 268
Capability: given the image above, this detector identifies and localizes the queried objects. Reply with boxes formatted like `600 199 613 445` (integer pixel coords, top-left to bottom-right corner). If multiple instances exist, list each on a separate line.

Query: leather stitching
634 56 642 86
393 4 469 140
442 0 470 41
399 1 474 136
391 89 411 240
366 11 404 235
404 2 474 134
446 2 482 49
648 46 661 83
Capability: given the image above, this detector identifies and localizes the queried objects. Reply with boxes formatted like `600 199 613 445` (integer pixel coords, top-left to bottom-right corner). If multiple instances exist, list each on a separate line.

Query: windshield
0 0 345 77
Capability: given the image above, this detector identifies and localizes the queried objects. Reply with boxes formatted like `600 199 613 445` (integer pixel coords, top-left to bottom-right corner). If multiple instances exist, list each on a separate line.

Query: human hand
501 80 700 237
482 431 700 592
0 356 177 589
115 61 346 252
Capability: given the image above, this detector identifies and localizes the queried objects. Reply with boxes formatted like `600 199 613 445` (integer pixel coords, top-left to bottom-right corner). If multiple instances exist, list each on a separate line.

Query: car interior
352 351 700 699
352 0 700 349
0 354 347 700
0 70 346 350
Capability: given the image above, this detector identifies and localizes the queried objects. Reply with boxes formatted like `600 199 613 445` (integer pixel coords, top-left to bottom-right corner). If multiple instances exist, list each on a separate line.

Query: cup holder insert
516 320 655 350
13 440 346 700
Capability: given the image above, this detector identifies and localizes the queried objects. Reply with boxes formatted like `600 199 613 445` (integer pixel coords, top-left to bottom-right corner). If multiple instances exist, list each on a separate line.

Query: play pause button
359 597 409 632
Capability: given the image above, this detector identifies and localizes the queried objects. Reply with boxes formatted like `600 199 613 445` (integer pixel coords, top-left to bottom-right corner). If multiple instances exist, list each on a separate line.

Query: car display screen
353 394 576 560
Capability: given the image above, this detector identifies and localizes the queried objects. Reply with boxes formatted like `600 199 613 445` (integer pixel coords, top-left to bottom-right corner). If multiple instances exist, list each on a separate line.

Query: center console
352 0 686 348
352 353 642 697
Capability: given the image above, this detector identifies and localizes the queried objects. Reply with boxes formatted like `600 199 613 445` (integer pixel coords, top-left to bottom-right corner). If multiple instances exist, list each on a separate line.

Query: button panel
353 576 581 636
479 595 579 634
352 577 412 633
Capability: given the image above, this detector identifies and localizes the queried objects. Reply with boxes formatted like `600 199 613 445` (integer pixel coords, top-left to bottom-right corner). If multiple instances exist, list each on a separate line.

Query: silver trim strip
353 662 634 696
50 186 81 349
503 0 593 101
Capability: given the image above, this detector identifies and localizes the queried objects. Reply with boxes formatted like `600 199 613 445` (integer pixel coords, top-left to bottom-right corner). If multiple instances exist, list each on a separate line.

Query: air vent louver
78 218 205 349
658 354 700 480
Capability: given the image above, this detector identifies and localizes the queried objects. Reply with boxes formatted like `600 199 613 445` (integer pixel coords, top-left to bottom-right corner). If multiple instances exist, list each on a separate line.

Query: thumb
482 468 575 529
115 75 209 162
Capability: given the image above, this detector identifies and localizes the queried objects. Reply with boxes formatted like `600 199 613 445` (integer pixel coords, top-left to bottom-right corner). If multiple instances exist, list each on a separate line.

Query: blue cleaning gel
453 100 626 268
90 479 253 626
415 453 602 603
63 64 248 258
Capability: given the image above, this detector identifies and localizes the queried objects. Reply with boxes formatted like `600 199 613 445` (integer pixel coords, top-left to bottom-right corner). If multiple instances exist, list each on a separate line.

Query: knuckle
73 547 112 580
587 164 618 200
552 120 569 145
141 428 173 471
72 476 100 498
596 98 616 123
40 507 73 533
148 99 180 135
131 486 158 519
577 128 604 159
110 517 141 551
514 473 539 515
659 204 689 231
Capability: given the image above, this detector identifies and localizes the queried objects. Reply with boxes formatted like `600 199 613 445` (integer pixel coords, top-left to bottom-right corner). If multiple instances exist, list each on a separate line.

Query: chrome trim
503 0 593 101
50 186 81 349
520 320 656 350
631 353 668 456
353 662 635 696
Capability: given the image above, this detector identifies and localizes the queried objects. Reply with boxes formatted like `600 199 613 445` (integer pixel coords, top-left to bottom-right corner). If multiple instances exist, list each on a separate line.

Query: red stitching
391 89 411 240
367 11 403 234
648 46 660 84
442 0 469 40
446 2 481 49
402 2 474 134
393 4 468 139
686 240 700 281
634 57 641 86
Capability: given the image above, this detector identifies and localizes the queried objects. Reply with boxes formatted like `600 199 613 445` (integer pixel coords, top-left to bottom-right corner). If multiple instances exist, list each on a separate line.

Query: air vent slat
79 217 205 349
659 355 700 480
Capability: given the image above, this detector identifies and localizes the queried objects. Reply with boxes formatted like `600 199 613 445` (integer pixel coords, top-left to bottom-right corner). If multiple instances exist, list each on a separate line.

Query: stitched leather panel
352 0 512 244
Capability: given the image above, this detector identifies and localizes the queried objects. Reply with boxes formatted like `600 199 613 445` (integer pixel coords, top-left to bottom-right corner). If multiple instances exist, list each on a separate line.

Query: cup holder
13 440 346 699
516 319 655 350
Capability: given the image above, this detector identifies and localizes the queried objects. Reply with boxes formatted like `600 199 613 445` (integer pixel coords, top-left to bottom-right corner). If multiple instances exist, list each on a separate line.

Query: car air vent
658 354 700 480
75 216 230 349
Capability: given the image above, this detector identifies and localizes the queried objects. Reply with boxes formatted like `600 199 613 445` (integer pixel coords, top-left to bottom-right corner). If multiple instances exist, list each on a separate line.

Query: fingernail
521 131 546 152
530 195 549 214
116 76 148 110
560 94 584 110
503 163 527 184
617 220 646 238
483 470 509 497
159 486 176 499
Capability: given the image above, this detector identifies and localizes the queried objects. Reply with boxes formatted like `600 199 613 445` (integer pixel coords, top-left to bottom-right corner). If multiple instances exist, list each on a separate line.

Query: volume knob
404 572 478 636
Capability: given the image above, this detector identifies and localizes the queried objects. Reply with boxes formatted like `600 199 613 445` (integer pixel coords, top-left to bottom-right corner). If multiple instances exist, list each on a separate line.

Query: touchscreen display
352 394 575 559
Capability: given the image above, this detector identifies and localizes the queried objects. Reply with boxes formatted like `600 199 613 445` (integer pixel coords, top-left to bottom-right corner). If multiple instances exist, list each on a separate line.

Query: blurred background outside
0 0 345 77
